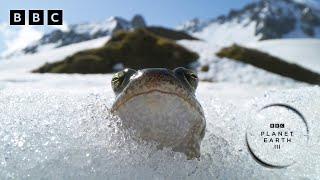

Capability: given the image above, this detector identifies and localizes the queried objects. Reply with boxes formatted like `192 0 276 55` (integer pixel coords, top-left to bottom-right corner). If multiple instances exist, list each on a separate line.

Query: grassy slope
216 44 320 85
146 26 199 41
33 28 199 74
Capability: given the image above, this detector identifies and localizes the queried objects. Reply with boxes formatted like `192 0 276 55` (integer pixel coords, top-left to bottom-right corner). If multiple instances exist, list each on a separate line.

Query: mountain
32 29 199 74
178 0 320 45
5 15 147 58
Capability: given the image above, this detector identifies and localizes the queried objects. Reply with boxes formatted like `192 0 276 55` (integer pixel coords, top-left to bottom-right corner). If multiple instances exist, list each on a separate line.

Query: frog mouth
111 89 205 148
111 88 191 113
111 76 204 119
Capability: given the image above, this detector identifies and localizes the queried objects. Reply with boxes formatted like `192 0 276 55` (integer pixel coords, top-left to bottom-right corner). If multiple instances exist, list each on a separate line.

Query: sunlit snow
0 74 319 179
248 39 320 74
0 29 319 179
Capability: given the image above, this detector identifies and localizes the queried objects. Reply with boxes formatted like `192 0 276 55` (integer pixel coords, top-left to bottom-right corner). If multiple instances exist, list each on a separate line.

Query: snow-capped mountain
178 0 320 45
5 15 146 57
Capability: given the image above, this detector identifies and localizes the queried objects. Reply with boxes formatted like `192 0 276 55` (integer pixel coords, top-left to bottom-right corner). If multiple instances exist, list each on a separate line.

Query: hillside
247 38 320 73
178 38 319 85
216 44 320 84
33 29 199 74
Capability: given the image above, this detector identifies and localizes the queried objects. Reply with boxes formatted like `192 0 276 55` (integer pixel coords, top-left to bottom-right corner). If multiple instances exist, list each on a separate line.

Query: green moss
216 44 320 85
200 65 209 72
33 29 199 74
145 26 198 41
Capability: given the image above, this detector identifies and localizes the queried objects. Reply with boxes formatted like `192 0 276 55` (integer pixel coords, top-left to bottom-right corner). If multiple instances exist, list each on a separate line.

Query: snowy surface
0 25 43 58
248 39 320 74
0 21 319 179
192 19 262 47
0 73 319 179
0 36 109 73
178 40 306 87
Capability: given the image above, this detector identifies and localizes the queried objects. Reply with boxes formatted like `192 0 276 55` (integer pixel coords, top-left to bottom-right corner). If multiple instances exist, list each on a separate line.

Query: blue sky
0 0 254 27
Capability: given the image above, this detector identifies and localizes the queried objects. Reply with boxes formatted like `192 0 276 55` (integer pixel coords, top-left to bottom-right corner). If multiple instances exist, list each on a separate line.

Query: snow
0 73 319 179
192 20 262 47
178 0 320 48
0 36 110 73
0 24 43 58
248 39 320 74
1 15 139 59
293 0 320 10
0 45 317 178
0 17 319 178
0 62 318 179
71 17 120 36
178 40 304 86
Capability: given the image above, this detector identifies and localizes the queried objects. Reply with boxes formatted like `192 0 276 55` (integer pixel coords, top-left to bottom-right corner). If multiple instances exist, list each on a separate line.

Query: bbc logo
270 123 285 128
10 10 63 25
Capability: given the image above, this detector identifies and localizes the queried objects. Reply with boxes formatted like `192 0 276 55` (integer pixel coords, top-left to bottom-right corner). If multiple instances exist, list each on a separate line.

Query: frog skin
111 67 206 159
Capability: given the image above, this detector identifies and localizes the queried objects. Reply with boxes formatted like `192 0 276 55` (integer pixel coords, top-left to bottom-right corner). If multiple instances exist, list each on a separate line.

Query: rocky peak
131 14 147 28
179 0 320 40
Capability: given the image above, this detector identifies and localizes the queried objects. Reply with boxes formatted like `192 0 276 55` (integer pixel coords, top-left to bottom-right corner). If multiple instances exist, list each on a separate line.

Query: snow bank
0 36 110 73
248 39 320 74
178 40 304 87
0 78 319 179
192 20 261 47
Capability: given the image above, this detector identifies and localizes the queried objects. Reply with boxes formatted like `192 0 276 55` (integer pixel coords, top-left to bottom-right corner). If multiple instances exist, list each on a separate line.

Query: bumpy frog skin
111 67 206 159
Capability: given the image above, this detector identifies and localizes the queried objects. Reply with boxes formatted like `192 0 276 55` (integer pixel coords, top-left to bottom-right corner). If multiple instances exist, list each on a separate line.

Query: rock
131 14 146 28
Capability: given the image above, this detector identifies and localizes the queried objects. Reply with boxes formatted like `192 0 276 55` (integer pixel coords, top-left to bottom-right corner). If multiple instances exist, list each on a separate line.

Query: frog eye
174 67 199 91
111 68 136 94
185 71 198 89
112 71 125 90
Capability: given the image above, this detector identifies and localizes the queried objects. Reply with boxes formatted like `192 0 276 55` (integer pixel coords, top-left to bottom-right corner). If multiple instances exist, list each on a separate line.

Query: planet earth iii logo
246 104 309 168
